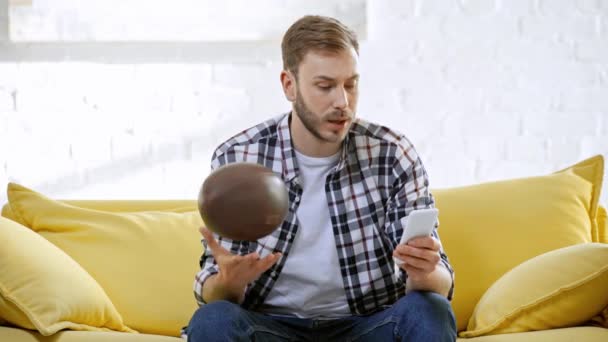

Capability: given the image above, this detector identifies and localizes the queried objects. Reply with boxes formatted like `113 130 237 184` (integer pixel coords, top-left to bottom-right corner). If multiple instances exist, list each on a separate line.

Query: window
2 0 366 62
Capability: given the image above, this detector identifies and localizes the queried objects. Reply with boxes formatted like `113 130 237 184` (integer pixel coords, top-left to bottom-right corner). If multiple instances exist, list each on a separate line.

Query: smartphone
394 208 439 266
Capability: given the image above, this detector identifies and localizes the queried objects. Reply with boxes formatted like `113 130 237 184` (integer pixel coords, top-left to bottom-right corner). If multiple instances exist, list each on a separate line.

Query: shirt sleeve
192 149 252 306
383 141 455 301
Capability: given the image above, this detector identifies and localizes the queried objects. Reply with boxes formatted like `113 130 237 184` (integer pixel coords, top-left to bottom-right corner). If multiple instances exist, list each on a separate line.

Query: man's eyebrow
313 74 360 81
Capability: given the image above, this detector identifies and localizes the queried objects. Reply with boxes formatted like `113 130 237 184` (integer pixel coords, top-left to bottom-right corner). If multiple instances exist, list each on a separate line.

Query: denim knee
394 291 457 341
187 300 244 340
410 291 452 313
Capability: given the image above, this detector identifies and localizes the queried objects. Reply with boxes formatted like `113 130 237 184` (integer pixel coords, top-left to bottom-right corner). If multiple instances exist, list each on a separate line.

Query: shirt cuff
193 266 219 306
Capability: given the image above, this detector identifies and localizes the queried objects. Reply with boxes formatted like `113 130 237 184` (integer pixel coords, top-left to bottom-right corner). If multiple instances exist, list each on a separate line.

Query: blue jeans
187 291 456 341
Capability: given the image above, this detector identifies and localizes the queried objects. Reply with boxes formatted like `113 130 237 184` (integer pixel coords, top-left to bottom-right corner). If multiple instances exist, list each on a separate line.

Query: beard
293 89 352 144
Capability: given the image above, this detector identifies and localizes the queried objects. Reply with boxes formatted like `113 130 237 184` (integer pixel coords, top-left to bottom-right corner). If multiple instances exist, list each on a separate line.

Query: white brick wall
1 0 607 207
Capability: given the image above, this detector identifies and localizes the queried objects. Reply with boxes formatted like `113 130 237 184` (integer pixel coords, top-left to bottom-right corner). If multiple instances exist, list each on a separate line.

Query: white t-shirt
261 150 351 319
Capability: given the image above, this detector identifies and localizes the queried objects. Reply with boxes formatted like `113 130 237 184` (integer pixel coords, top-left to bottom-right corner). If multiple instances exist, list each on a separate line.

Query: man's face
289 48 359 150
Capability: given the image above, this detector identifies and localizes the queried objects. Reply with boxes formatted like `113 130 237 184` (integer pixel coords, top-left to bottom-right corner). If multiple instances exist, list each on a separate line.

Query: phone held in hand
394 208 439 268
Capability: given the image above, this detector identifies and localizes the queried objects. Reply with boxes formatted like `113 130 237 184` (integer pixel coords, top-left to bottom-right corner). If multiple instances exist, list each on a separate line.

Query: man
187 15 456 341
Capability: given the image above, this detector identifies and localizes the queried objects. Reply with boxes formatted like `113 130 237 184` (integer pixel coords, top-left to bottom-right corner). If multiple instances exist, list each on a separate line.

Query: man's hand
393 236 441 281
200 227 281 303
393 236 452 297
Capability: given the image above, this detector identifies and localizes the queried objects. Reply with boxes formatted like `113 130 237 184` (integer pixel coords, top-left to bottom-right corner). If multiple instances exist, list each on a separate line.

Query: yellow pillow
589 306 608 328
433 155 604 331
7 183 204 337
0 217 134 336
599 206 607 243
459 243 608 337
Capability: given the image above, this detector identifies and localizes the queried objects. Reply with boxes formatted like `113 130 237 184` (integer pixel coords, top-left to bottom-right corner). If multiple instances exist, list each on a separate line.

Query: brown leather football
198 162 289 241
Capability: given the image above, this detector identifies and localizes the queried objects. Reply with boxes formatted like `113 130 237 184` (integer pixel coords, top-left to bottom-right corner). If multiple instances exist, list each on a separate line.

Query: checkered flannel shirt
193 113 454 315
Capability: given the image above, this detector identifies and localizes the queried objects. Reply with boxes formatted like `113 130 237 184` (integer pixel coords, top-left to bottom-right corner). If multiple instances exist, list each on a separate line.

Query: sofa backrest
2 200 197 220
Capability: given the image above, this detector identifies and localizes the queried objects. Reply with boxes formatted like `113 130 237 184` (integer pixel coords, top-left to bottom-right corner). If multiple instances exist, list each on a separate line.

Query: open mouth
327 119 349 129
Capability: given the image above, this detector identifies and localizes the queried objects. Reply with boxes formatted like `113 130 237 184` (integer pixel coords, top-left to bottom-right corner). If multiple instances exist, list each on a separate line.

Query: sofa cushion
433 155 604 331
460 243 608 337
0 326 183 342
456 326 608 341
0 217 133 336
7 183 204 337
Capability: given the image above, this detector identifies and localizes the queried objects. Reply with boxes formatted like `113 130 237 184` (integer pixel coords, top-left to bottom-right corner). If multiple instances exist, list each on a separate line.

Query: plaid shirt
193 113 454 315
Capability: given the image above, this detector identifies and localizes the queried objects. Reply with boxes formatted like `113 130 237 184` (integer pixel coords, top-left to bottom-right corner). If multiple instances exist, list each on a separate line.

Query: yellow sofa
1 155 607 341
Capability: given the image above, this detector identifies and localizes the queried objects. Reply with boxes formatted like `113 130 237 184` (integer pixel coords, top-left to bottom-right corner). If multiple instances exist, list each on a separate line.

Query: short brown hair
281 15 359 77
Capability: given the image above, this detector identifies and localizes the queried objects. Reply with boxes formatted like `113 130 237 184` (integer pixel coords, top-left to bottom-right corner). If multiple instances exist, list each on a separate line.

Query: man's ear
280 70 296 102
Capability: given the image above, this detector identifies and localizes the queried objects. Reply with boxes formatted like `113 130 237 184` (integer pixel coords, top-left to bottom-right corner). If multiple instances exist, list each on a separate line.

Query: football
198 162 289 241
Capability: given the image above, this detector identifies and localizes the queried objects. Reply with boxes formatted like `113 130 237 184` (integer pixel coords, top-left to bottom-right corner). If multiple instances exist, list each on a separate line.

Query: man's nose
333 86 349 110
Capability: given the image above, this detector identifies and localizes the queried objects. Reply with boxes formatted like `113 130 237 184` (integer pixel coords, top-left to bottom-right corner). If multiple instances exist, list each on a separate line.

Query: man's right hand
200 226 281 304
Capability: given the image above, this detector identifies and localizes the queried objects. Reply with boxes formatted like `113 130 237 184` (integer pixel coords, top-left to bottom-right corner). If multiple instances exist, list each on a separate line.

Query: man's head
280 15 360 157
281 15 359 78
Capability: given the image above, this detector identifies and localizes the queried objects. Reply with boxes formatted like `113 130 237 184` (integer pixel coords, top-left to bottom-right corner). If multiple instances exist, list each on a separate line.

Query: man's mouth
326 119 349 129
327 115 350 123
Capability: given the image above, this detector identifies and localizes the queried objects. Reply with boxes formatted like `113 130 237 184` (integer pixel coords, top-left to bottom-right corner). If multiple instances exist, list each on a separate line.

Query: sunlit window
8 0 366 42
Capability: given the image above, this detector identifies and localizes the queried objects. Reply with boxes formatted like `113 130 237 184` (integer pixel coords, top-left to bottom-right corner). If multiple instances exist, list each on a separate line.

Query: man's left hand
393 236 442 281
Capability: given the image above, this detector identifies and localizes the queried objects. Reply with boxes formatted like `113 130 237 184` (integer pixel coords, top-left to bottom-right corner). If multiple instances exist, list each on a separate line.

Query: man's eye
318 85 332 91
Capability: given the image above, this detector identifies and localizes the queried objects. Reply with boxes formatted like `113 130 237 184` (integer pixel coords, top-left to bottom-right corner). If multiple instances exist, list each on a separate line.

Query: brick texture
1 0 607 206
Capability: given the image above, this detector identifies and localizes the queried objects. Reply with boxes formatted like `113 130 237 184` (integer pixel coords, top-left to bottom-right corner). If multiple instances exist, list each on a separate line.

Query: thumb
200 226 228 257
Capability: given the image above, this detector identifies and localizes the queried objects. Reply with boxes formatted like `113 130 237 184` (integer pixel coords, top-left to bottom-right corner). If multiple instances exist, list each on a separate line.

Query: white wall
1 0 607 207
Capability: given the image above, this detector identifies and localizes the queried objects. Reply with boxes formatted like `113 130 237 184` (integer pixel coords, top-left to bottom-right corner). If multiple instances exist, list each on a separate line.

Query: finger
406 236 433 248
402 255 437 272
408 236 441 251
395 245 432 263
396 244 419 257
245 252 260 261
393 248 409 261
397 245 441 264
256 252 282 273
394 243 409 254
395 243 423 256
200 227 229 257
